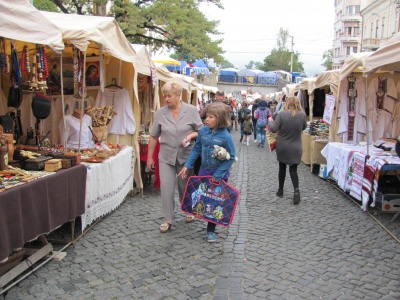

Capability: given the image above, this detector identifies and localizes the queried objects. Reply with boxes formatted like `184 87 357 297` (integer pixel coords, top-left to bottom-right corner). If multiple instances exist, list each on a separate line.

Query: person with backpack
251 99 260 142
254 100 271 148
238 100 251 143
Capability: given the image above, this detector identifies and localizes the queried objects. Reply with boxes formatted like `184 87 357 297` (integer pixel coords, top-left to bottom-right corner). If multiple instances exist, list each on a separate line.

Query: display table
310 140 328 169
81 146 134 230
321 142 400 211
301 133 311 165
0 165 87 262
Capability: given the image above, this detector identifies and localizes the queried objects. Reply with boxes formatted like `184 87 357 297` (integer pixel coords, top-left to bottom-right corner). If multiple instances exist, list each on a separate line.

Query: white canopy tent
0 0 64 54
364 33 400 76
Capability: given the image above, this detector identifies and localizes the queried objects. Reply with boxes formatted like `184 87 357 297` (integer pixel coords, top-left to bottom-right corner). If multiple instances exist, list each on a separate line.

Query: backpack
239 108 247 121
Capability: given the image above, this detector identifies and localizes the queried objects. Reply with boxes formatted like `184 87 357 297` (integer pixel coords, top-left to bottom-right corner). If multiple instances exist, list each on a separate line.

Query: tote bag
181 176 240 227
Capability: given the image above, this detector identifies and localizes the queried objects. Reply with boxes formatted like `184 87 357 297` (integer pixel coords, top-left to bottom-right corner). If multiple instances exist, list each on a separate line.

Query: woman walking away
242 113 253 146
178 102 236 243
268 96 306 204
147 80 203 232
254 100 271 148
238 100 251 143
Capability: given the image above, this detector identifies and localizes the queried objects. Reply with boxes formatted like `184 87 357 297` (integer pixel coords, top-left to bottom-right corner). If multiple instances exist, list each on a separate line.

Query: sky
199 0 335 76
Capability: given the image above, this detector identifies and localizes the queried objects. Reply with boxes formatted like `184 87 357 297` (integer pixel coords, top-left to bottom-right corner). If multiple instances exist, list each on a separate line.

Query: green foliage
220 59 234 69
245 61 263 69
42 0 225 64
33 0 58 12
321 49 333 70
260 27 304 72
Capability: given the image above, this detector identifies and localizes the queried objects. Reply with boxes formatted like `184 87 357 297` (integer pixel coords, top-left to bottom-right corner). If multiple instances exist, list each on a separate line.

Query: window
347 27 352 36
370 22 373 38
346 5 360 15
381 17 385 38
346 46 351 55
375 20 379 38
353 47 357 53
354 27 359 36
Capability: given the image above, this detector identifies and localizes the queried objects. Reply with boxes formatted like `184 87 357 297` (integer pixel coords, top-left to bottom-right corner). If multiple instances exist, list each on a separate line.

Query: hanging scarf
10 44 22 85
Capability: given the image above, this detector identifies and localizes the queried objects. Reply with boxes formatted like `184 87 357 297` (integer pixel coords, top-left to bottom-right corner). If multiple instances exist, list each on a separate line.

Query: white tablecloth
81 146 134 230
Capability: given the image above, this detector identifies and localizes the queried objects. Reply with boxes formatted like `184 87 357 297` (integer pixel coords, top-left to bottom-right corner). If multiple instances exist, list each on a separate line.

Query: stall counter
0 165 87 262
81 146 134 230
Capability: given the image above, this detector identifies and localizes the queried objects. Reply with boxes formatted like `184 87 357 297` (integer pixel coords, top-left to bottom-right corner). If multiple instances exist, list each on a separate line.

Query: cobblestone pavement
3 129 400 300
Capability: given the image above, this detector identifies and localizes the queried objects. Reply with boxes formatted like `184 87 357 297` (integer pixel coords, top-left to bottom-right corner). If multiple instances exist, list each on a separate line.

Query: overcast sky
199 0 335 76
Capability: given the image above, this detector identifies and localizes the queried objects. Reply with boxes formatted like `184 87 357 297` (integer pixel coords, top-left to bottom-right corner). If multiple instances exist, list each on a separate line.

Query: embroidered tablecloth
321 142 400 207
81 146 134 230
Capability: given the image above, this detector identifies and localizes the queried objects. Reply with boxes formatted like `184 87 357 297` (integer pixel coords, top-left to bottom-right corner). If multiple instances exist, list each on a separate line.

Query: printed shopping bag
181 176 240 227
266 125 277 152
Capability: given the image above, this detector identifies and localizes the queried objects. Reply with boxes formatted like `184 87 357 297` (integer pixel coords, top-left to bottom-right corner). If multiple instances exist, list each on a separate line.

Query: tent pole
78 51 87 153
60 52 67 148
364 74 369 156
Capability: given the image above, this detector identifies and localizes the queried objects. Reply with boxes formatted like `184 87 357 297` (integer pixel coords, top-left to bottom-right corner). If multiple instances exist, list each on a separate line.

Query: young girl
178 102 236 243
242 113 253 146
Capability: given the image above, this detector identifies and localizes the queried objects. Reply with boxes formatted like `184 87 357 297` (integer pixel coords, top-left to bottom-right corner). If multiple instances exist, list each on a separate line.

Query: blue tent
218 68 238 83
191 59 210 75
165 60 187 74
237 69 263 83
257 71 279 85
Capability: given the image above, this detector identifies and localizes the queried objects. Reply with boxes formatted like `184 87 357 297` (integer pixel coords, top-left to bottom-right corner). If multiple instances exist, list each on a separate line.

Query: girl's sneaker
207 232 217 243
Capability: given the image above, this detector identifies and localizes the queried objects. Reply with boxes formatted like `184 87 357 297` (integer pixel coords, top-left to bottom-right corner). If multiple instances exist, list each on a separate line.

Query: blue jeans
256 121 267 146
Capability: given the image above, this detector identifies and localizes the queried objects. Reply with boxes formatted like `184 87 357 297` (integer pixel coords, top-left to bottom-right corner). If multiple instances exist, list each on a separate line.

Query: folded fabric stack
308 120 329 140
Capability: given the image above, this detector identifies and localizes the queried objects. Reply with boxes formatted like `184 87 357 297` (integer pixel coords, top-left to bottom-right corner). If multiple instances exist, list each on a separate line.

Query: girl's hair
283 96 303 117
204 102 231 128
241 100 248 107
162 80 182 95
245 113 252 121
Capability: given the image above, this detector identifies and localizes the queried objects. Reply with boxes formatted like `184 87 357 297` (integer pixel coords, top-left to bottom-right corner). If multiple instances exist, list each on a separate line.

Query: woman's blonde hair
204 102 231 128
162 80 182 95
283 96 303 117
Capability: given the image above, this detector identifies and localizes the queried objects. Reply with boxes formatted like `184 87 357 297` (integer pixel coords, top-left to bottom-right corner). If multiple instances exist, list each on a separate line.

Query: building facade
333 0 400 70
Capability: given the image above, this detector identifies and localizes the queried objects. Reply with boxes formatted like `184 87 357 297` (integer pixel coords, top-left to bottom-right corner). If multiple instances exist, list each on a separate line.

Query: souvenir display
181 176 240 227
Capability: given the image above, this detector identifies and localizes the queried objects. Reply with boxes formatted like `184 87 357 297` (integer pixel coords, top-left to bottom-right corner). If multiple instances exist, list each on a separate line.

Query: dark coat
269 110 307 165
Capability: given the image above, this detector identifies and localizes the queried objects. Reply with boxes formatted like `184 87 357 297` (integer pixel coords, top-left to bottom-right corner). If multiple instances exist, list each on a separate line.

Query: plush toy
211 145 238 164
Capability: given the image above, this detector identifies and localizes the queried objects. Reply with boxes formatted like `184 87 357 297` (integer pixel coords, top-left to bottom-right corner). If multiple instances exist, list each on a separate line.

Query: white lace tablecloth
81 146 134 231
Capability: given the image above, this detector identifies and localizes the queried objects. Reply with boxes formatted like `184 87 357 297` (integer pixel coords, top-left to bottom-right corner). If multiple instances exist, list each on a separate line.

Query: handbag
266 125 277 152
181 176 240 227
31 94 51 120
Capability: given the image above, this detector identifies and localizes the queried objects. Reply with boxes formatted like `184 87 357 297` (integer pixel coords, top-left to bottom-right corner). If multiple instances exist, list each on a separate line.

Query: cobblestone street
4 129 400 300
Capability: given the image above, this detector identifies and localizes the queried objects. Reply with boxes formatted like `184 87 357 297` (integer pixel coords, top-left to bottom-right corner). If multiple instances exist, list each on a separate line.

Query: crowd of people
147 80 306 243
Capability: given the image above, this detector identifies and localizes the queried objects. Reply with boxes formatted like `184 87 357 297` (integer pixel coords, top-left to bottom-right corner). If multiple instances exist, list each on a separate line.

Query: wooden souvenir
63 152 81 164
44 159 62 172
59 155 76 169
24 156 52 171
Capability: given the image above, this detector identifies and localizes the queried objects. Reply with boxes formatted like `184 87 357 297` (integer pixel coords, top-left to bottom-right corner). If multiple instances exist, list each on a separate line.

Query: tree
33 0 58 12
245 61 263 69
321 49 333 70
220 59 234 69
260 28 304 72
39 0 225 64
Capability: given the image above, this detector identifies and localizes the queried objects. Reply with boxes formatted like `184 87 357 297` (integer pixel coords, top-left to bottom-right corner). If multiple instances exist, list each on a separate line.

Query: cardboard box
44 159 62 172
375 191 400 212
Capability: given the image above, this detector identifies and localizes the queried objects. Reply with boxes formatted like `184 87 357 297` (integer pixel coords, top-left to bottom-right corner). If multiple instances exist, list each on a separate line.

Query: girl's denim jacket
185 126 236 180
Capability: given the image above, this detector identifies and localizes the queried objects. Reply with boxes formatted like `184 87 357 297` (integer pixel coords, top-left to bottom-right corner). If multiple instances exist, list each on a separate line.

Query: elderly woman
147 80 203 232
